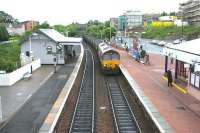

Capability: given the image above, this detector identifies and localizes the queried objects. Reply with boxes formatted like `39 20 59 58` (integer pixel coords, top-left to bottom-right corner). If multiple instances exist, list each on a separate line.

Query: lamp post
181 9 184 42
65 30 68 37
100 30 103 39
110 20 112 42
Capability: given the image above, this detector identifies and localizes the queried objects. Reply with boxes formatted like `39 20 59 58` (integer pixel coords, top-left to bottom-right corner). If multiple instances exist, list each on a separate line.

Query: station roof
38 29 82 44
168 38 200 55
164 38 200 64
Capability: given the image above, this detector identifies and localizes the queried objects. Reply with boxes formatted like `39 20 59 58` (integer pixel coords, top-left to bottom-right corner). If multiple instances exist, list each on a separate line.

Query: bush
0 24 9 41
142 25 200 40
0 42 20 72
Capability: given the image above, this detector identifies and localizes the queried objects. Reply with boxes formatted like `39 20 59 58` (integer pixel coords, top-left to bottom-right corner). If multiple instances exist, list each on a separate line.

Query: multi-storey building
110 18 118 29
124 10 143 29
179 0 200 25
118 15 126 31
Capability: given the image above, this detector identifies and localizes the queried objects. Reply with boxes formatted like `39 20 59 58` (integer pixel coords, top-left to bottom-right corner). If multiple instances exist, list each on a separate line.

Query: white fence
0 59 41 86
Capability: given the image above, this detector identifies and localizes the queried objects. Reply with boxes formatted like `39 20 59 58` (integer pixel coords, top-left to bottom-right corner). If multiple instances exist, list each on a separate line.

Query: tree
0 11 18 24
0 24 9 41
66 24 77 37
53 25 66 34
169 12 176 16
161 11 168 16
103 27 116 39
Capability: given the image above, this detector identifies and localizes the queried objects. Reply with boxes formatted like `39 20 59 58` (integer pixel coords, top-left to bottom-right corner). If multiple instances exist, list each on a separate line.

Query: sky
1 0 185 25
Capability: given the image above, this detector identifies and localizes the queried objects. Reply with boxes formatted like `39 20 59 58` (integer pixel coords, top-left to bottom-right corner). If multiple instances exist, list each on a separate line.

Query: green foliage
169 12 176 16
53 24 80 37
54 25 66 34
0 24 9 41
85 20 116 39
66 24 77 37
142 25 200 40
0 42 20 72
9 34 21 41
161 11 168 16
0 11 18 24
33 21 50 30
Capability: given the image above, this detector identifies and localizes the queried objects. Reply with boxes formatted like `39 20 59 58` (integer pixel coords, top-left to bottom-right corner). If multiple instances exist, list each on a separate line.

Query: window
103 54 111 60
111 53 120 60
190 72 200 90
177 61 188 78
26 51 30 57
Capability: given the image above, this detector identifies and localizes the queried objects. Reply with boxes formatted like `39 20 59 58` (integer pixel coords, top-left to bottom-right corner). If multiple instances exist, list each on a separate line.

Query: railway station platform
117 49 200 133
0 45 83 133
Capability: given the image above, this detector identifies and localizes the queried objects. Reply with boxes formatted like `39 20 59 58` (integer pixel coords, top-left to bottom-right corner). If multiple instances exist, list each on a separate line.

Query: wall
0 59 41 86
21 34 65 64
6 25 25 35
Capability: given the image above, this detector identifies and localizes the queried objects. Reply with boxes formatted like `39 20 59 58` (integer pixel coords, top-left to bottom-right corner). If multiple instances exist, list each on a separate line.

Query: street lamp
110 20 112 42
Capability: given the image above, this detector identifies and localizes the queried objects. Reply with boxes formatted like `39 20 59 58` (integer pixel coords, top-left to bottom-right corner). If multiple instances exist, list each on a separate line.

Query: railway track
106 76 142 133
69 50 95 133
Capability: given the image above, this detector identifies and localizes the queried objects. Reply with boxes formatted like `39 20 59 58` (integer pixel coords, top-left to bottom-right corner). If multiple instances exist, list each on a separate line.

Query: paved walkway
0 65 55 121
0 63 75 133
117 49 200 133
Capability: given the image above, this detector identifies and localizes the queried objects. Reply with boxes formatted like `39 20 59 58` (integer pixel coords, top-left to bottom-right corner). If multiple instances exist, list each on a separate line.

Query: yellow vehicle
97 42 120 74
83 36 120 74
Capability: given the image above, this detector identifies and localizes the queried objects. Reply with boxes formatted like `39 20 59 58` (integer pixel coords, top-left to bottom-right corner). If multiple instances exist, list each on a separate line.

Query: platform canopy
38 29 82 45
163 38 200 64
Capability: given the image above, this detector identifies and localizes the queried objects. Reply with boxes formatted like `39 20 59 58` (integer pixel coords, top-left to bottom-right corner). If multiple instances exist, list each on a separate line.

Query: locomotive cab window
111 53 120 60
103 53 112 60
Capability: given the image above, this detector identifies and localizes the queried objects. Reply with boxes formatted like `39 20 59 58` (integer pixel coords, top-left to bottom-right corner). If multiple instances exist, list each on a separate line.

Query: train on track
83 36 120 74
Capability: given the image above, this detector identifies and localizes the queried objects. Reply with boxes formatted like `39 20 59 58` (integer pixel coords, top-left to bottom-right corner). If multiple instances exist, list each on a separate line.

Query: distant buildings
6 20 39 35
111 10 143 37
118 15 126 31
110 18 118 29
143 13 159 23
124 10 143 29
179 0 200 25
22 20 39 31
6 23 25 35
21 29 82 64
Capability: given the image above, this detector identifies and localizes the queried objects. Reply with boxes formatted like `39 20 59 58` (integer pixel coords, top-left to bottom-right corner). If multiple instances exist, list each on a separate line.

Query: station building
163 39 200 100
20 29 82 65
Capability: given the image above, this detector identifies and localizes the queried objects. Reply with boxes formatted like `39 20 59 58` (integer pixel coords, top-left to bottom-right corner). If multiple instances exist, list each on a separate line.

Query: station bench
23 72 32 80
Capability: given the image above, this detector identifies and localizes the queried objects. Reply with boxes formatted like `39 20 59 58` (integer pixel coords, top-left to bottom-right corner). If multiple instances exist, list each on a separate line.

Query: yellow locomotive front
97 42 120 74
101 50 120 74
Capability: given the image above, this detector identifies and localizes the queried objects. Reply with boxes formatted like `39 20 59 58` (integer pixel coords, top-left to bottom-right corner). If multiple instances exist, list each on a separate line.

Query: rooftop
169 38 200 55
38 29 82 44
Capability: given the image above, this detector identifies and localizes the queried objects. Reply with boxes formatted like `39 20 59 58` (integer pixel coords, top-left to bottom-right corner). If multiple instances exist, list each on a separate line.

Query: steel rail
106 77 141 133
69 50 95 133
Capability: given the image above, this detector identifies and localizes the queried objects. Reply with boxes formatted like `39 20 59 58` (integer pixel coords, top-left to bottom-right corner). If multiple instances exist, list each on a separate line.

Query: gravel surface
55 42 154 133
117 75 157 133
91 47 115 133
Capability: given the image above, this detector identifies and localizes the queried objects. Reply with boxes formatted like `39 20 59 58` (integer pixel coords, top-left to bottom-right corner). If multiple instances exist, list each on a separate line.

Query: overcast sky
1 0 185 25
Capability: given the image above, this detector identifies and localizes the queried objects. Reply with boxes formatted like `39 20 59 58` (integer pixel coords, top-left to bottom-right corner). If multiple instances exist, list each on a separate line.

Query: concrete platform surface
0 63 75 133
117 49 200 133
0 65 55 121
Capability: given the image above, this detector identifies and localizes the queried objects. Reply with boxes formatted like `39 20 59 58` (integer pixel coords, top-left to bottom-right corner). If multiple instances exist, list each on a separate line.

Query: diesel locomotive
84 36 120 74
